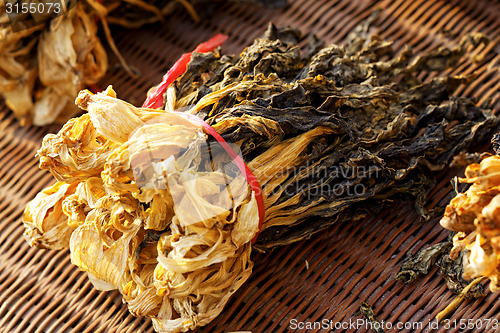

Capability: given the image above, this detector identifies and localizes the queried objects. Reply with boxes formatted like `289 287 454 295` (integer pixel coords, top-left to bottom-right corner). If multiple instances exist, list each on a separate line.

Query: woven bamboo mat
1 0 499 332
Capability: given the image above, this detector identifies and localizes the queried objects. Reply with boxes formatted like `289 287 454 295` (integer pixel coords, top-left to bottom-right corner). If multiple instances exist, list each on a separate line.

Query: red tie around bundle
143 33 265 244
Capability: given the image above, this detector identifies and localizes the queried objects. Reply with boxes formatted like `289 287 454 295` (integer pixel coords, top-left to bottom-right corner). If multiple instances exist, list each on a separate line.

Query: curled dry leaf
441 154 500 292
0 1 107 125
23 181 79 250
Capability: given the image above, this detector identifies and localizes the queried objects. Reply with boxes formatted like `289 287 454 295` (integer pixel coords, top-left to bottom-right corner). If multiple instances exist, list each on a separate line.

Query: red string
142 33 228 109
141 33 264 243
172 111 265 244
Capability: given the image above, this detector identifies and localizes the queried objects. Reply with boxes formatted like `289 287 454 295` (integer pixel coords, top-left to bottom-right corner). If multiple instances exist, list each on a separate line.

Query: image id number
443 318 498 330
5 1 62 15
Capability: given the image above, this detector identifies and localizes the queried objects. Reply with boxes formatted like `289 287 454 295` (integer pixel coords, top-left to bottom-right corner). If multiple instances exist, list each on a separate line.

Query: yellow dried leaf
23 181 78 249
441 155 500 292
25 88 259 333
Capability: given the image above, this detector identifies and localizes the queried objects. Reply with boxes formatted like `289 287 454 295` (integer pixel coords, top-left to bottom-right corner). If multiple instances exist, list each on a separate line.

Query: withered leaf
359 302 385 333
437 251 485 298
396 239 485 298
396 242 452 284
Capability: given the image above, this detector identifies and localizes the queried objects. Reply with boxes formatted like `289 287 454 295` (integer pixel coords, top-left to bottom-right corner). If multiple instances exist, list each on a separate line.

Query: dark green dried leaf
395 242 452 284
168 19 498 250
396 239 485 298
437 252 485 298
360 302 385 333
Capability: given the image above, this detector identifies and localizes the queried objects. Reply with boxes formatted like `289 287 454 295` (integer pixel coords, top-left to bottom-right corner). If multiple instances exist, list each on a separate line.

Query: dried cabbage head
0 0 234 126
0 2 107 125
440 155 500 291
23 86 260 333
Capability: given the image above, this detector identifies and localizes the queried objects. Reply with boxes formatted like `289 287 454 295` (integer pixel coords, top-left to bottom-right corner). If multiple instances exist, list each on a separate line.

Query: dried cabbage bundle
27 85 260 332
168 22 497 249
440 152 500 292
0 0 222 125
0 0 110 125
24 20 498 332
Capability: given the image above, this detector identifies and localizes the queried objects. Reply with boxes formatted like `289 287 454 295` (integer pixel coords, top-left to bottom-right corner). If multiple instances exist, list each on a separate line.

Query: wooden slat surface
0 0 499 332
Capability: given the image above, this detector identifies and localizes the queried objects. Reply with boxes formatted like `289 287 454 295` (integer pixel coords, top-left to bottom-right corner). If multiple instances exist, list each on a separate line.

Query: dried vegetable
359 302 385 333
396 238 485 298
23 18 498 332
440 139 500 293
0 0 168 125
176 22 496 249
24 86 260 333
0 0 277 126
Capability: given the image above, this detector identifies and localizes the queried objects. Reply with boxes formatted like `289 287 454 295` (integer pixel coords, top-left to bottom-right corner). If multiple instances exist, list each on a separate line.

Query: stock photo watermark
266 161 381 199
289 318 499 331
